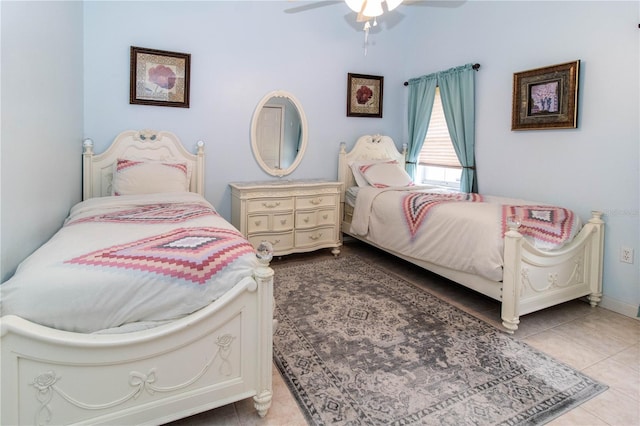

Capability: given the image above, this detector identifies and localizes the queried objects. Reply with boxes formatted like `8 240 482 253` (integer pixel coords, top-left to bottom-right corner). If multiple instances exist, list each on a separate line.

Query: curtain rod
403 63 480 86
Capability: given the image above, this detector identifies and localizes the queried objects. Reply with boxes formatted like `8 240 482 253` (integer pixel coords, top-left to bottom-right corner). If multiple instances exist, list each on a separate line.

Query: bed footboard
501 211 604 332
0 263 274 426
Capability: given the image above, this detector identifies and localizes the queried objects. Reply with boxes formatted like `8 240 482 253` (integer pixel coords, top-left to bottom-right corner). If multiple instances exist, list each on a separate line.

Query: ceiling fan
285 1 463 54
285 1 462 30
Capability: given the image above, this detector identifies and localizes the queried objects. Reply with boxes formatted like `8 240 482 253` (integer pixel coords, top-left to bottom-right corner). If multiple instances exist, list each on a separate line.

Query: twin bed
339 134 605 333
1 130 274 425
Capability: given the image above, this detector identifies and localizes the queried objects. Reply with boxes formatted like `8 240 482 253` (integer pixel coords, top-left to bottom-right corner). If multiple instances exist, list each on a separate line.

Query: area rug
272 255 607 425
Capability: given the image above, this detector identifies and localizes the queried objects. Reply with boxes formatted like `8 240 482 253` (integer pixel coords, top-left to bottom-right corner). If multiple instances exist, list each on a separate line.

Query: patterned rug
272 255 606 425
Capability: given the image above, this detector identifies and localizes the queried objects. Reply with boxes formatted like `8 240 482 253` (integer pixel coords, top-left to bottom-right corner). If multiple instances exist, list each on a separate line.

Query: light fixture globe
345 0 364 13
362 0 384 17
345 0 405 56
345 0 403 16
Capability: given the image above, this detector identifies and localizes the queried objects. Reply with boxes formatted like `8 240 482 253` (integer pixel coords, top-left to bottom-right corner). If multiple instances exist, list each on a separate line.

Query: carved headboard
82 129 205 200
338 134 407 195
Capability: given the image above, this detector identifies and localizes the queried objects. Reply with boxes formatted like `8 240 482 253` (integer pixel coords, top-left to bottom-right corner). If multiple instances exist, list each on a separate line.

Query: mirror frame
250 90 308 177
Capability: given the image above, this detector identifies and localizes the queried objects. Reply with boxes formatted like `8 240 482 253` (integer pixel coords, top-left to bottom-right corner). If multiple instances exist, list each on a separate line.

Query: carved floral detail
30 333 237 425
32 372 59 425
520 255 585 294
217 334 235 376
32 371 59 392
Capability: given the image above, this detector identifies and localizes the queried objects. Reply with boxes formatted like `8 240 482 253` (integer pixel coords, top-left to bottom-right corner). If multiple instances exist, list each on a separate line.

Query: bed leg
254 391 273 417
588 292 602 307
502 224 523 334
587 211 605 308
501 318 519 334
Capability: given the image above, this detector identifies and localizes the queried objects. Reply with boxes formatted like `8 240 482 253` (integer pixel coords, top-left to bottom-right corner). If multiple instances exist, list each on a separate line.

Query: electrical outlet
620 246 634 264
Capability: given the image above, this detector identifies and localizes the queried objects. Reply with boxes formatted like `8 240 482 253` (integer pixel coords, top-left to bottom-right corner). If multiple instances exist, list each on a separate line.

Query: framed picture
347 73 383 118
511 60 580 130
130 46 191 108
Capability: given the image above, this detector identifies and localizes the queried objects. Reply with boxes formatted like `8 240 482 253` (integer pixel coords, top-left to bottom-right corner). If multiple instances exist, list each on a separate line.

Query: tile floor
169 240 640 426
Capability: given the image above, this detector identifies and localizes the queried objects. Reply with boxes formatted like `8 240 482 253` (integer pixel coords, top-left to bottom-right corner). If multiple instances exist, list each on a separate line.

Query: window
416 87 461 190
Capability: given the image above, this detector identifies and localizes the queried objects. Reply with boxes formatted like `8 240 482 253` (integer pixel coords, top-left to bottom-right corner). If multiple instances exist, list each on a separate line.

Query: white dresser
229 180 342 256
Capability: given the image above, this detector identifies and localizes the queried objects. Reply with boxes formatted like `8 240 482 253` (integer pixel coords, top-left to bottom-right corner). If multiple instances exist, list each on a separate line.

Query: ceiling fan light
345 0 365 13
385 0 403 12
362 0 384 17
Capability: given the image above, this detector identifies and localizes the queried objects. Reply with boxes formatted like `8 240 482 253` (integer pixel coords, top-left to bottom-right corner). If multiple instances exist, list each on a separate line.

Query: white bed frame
339 135 605 333
1 130 274 425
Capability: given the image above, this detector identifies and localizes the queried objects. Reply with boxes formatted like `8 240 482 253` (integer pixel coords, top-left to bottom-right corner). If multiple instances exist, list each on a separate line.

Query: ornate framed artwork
130 46 191 108
511 60 580 130
347 73 383 118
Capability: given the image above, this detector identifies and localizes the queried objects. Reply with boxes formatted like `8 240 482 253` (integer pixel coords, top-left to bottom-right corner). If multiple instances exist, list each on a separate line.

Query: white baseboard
599 296 640 320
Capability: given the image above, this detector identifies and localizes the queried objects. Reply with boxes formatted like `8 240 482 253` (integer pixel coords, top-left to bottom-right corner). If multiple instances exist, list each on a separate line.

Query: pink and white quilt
403 192 484 238
350 187 582 282
0 192 259 333
500 205 578 250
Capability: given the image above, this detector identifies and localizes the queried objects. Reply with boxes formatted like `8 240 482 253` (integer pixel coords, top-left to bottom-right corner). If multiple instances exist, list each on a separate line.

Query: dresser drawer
295 208 336 229
273 213 294 231
296 194 337 210
248 213 294 233
295 226 337 248
248 232 294 253
247 197 294 213
248 214 270 233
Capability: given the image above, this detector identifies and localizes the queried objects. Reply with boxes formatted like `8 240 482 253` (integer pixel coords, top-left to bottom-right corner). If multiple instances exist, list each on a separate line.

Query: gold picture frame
130 46 191 108
347 73 383 118
511 60 580 130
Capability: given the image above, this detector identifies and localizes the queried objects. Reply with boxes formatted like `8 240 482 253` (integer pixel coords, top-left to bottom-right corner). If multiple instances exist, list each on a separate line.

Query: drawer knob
280 219 287 225
254 220 262 226
310 198 322 205
263 201 281 208
322 214 328 220
303 217 310 223
309 233 323 241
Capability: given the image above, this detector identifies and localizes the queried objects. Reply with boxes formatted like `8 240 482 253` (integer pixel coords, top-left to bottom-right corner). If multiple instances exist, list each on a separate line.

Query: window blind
418 87 461 168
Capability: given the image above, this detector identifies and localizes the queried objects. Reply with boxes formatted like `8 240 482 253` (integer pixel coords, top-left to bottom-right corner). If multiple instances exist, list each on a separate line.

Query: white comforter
1 192 259 333
350 186 582 282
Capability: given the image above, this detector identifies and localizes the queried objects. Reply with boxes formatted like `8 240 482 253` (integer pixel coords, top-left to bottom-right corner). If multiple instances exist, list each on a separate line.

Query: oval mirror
250 90 308 177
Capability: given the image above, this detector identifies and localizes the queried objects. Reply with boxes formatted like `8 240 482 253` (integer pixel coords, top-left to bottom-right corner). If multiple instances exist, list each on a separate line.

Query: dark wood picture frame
130 46 191 108
347 73 383 118
511 60 580 130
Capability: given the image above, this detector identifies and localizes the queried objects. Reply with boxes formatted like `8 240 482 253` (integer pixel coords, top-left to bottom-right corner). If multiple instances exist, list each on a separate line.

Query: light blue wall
1 0 84 281
399 0 639 314
83 1 408 215
2 1 637 317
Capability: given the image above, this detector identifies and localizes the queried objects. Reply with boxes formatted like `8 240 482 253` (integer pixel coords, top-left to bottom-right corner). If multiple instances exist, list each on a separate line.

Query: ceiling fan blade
284 1 342 14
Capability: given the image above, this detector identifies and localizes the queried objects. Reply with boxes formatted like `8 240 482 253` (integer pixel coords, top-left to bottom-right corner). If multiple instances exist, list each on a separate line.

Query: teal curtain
406 74 437 180
438 64 477 193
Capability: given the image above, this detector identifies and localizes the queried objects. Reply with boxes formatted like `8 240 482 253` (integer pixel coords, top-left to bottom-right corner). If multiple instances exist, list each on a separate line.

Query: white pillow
358 161 414 188
349 161 371 187
112 158 190 195
349 159 393 187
